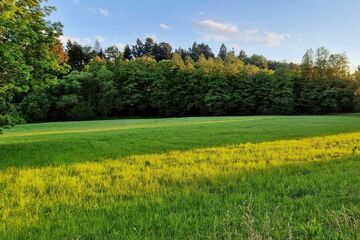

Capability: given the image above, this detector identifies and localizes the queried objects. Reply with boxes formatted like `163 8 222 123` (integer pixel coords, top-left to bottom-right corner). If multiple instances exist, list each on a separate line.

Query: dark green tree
300 49 314 82
204 73 233 115
314 47 330 80
144 37 155 57
271 66 295 114
153 42 173 61
132 38 145 58
189 42 214 61
218 43 227 61
246 54 268 69
174 48 189 60
238 50 247 61
123 45 132 60
66 41 87 71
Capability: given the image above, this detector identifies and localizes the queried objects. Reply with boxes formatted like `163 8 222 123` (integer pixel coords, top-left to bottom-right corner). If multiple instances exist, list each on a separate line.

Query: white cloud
264 32 287 47
73 0 80 4
99 9 109 17
197 19 291 47
160 23 171 30
198 20 238 35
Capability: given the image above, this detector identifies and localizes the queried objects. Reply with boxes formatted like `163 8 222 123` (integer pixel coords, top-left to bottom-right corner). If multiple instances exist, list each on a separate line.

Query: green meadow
1 115 360 239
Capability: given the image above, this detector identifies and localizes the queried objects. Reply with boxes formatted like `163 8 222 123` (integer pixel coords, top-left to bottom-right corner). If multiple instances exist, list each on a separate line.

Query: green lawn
1 115 360 239
1 115 360 170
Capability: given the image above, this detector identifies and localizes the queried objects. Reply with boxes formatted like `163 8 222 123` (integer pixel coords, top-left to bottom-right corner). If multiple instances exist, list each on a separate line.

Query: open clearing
1 115 360 239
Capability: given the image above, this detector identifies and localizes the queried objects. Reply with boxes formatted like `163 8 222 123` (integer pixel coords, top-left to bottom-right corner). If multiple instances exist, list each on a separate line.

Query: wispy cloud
73 0 80 4
160 23 171 30
99 9 109 17
197 19 291 47
87 8 109 17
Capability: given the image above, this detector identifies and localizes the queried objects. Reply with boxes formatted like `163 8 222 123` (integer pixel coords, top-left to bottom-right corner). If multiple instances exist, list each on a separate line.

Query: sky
48 0 360 69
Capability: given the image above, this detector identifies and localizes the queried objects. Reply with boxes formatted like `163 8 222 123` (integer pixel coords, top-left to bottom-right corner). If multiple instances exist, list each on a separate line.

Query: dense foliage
24 45 359 122
0 0 68 130
1 1 359 127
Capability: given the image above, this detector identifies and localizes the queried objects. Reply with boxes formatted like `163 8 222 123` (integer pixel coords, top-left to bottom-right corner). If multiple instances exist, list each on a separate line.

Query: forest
1 1 360 129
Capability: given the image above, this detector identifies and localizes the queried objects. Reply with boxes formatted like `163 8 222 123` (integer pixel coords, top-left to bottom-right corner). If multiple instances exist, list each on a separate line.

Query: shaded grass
1 115 360 169
1 132 360 239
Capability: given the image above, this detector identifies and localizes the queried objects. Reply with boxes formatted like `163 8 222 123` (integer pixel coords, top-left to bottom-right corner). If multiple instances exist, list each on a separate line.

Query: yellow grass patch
1 132 359 232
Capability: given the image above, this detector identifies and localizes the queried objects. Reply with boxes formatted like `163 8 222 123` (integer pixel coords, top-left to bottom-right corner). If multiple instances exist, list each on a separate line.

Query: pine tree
238 50 247 61
301 49 314 80
315 47 330 79
123 45 132 60
218 43 227 60
144 37 155 57
153 42 173 61
66 41 87 71
132 39 145 58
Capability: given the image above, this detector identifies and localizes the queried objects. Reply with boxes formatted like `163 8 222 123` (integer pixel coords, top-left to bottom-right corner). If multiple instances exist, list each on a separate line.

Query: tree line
1 1 360 130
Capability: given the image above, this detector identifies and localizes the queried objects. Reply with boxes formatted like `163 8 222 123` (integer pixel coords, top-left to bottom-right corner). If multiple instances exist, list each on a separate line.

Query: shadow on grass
2 127 360 170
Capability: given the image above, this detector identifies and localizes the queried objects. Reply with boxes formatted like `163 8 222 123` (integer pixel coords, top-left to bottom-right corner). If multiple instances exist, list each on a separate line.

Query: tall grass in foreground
1 132 360 239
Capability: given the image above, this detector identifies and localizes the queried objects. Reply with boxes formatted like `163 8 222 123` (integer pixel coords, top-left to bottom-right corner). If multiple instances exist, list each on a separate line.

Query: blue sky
49 0 360 69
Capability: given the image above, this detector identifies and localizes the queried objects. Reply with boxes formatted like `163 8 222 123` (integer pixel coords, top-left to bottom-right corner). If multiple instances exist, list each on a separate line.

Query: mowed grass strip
0 117 263 138
1 132 360 239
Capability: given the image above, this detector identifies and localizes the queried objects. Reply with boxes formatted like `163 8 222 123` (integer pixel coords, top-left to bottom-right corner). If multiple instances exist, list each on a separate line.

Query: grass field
1 115 360 239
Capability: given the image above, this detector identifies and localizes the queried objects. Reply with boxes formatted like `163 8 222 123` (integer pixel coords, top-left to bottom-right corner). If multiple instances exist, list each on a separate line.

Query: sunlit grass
1 115 360 170
1 131 360 239
0 117 262 138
